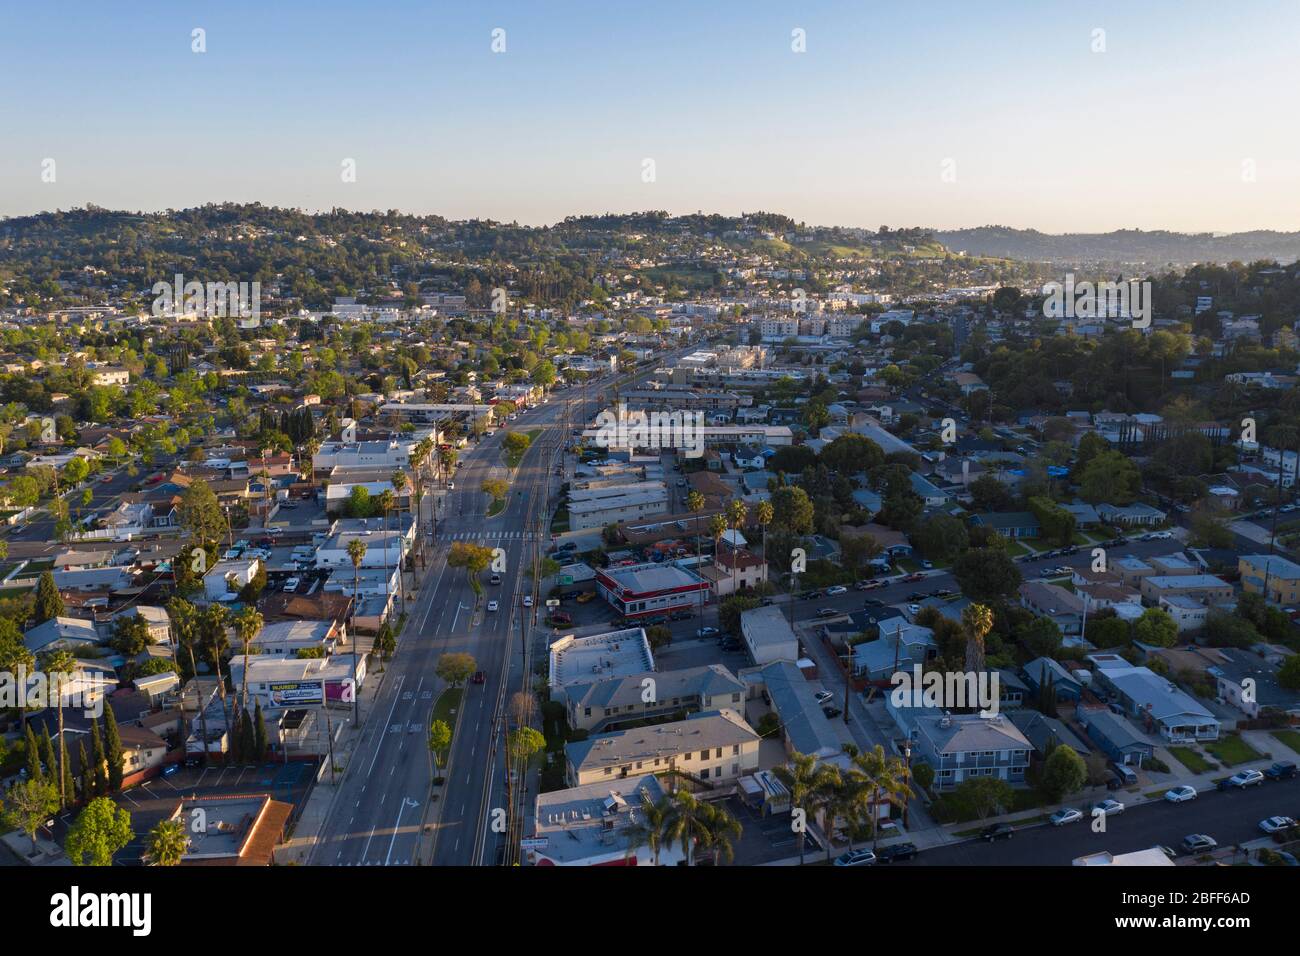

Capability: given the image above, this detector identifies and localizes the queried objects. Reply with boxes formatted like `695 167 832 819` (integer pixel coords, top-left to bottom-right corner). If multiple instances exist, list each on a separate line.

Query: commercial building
594 562 711 619
739 605 799 665
530 774 685 866
560 664 745 733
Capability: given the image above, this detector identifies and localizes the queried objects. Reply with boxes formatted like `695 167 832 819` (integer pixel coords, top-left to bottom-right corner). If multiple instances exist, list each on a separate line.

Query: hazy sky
2 0 1298 232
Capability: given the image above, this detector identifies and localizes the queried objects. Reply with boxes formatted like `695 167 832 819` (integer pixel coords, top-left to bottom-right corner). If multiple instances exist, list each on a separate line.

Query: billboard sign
268 680 324 707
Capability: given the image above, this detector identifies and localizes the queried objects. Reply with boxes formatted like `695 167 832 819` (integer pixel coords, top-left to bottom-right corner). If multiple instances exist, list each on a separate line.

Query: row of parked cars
834 842 919 866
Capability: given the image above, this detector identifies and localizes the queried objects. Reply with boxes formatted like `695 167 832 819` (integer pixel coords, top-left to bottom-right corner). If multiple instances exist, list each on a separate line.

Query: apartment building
564 708 760 787
560 664 745 733
1239 554 1300 605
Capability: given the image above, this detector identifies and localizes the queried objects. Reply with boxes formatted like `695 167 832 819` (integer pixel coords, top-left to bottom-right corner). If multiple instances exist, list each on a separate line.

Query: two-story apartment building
561 664 745 733
564 708 760 787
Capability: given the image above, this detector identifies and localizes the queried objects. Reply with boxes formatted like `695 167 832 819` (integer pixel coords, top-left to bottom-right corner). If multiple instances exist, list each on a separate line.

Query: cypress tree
40 727 57 786
228 711 243 763
24 724 42 782
103 707 124 792
89 720 107 797
239 708 255 763
77 740 92 801
33 570 65 623
254 701 268 760
60 738 74 808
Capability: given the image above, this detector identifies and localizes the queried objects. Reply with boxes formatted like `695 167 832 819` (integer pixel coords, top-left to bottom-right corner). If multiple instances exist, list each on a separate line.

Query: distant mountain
932 226 1300 267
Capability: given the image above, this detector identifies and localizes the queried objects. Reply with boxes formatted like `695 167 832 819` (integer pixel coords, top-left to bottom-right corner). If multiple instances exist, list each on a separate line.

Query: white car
907 604 920 615
1050 808 1083 826
1164 785 1197 803
1093 799 1125 816
282 577 301 592
814 690 835 705
825 585 848 596
1259 815 1297 834
486 600 499 612
1227 769 1265 788
523 595 533 607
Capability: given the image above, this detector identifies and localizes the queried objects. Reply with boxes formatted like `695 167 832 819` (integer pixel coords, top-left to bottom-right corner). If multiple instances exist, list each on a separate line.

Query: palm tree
143 818 189 865
200 604 233 746
686 490 705 621
43 650 76 809
345 538 367 723
233 606 263 717
700 801 742 866
851 744 916 851
664 789 712 866
624 794 673 866
962 602 994 676
772 751 833 864
755 499 773 562
708 513 727 626
726 498 748 597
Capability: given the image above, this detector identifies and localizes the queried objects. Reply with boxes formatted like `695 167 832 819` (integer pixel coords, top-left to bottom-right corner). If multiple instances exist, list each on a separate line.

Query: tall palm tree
833 769 875 852
962 602 994 676
726 498 748 598
346 538 368 723
43 650 76 809
686 490 705 621
700 801 743 866
755 499 773 564
851 744 916 851
708 513 727 625
233 606 263 717
200 604 232 748
624 794 673 866
772 751 837 864
664 789 712 866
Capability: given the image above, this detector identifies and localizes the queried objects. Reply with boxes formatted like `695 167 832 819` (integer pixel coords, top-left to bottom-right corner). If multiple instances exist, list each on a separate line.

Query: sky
1 0 1298 233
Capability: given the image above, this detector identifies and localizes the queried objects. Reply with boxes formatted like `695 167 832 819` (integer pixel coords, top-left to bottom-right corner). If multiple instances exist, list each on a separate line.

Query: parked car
919 560 934 570
833 848 876 867
816 608 839 618
1259 816 1297 835
1164 785 1197 803
1264 761 1297 781
1181 834 1218 854
904 572 926 582
282 577 301 592
1050 808 1083 826
821 705 842 719
825 585 848 596
561 590 581 600
907 604 920 615
1093 798 1125 816
697 626 720 638
980 823 1014 842
800 590 821 601
876 842 918 863
161 762 181 778
1227 769 1265 788
814 691 835 705
576 591 596 604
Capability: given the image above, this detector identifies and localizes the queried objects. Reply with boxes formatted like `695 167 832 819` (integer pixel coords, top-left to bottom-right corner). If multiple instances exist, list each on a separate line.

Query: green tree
2 777 59 855
428 719 452 771
1133 607 1178 648
178 479 225 546
1040 745 1088 801
435 652 477 687
103 707 124 792
953 548 1022 603
64 796 134 866
33 571 65 623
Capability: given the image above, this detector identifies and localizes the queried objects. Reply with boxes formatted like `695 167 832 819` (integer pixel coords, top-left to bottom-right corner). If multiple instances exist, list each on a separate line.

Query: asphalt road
310 356 677 866
911 775 1300 865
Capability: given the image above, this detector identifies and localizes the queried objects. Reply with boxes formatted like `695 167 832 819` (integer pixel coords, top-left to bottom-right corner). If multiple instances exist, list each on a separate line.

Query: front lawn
1205 734 1261 767
1167 746 1214 774
1270 730 1300 755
